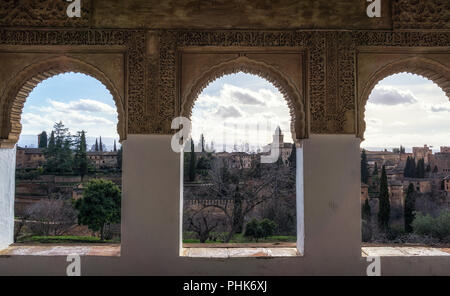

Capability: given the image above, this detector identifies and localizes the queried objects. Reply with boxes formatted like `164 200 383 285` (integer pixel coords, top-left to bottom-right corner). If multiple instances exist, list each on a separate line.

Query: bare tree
185 207 220 243
185 154 295 242
14 212 31 242
27 194 77 236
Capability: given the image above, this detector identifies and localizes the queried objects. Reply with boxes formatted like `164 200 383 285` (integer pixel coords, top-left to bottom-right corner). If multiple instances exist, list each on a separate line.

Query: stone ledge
181 247 301 258
0 244 120 257
362 246 450 257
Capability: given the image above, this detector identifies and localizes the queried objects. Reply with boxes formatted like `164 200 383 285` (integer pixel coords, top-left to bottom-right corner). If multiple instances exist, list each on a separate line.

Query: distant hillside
18 134 120 151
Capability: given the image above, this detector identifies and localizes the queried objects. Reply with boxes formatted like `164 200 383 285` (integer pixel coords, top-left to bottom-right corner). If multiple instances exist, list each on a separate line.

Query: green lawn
183 233 296 244
16 235 119 244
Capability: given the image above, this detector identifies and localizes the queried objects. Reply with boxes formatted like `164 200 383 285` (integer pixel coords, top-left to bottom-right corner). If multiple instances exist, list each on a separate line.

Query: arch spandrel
0 56 126 148
180 56 306 143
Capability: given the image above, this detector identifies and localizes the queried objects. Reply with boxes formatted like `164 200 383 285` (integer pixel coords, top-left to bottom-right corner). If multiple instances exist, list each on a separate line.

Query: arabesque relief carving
0 7 448 143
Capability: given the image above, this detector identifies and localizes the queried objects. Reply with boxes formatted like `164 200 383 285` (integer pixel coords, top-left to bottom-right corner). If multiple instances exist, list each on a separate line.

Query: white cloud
21 113 53 127
49 99 117 115
430 105 450 113
215 106 242 118
369 86 417 105
231 90 265 105
362 74 450 149
20 98 118 137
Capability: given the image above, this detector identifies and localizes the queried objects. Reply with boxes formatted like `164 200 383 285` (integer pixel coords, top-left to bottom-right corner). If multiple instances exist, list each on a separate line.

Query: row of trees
362 152 419 240
404 156 437 178
362 165 417 237
38 121 122 177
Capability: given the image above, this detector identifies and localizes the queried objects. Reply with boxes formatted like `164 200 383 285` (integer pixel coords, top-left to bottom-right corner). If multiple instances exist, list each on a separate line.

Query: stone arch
0 55 126 148
358 57 450 140
180 56 306 142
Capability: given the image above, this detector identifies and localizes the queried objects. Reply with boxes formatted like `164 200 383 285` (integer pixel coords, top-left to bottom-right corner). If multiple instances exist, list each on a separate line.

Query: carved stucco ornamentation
180 56 306 141
357 57 450 140
0 28 448 140
0 56 125 148
392 0 450 30
0 29 148 146
155 31 330 136
0 0 90 27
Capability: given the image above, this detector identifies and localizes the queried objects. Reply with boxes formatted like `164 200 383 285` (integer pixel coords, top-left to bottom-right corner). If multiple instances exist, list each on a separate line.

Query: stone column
0 147 16 249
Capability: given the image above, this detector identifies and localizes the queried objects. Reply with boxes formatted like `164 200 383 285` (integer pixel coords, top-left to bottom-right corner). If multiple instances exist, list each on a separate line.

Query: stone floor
0 244 121 256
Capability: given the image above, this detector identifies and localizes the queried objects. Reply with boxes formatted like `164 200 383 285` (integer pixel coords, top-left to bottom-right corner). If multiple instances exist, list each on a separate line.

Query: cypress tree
404 183 416 233
38 131 48 148
74 131 88 180
200 134 205 153
45 131 56 171
99 136 103 152
433 165 438 173
373 162 378 176
378 165 390 231
409 157 416 178
47 131 55 151
113 140 117 152
416 158 425 178
404 157 410 178
361 149 369 184
288 144 296 170
189 140 196 182
362 198 371 221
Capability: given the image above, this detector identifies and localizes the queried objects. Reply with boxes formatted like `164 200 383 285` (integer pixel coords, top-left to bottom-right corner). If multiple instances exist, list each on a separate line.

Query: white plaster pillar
301 135 362 262
296 145 305 254
0 147 16 250
121 135 181 270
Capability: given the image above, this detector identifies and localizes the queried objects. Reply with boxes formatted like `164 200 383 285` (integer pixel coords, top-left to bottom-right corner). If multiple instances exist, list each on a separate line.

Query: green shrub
412 211 450 240
244 218 277 241
412 212 434 236
435 211 450 239
260 219 277 238
17 235 108 244
386 224 405 241
244 219 261 241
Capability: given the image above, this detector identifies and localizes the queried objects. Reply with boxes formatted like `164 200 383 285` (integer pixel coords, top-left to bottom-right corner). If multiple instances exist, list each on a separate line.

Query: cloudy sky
362 73 450 151
19 72 449 152
19 73 119 148
190 73 292 152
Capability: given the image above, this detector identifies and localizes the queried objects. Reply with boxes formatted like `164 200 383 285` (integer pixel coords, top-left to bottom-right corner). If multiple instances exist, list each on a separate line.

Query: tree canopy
75 179 121 240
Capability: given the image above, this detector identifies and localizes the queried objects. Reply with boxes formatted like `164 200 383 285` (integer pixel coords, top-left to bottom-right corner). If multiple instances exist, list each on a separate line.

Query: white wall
0 135 449 275
0 147 15 249
118 134 363 275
